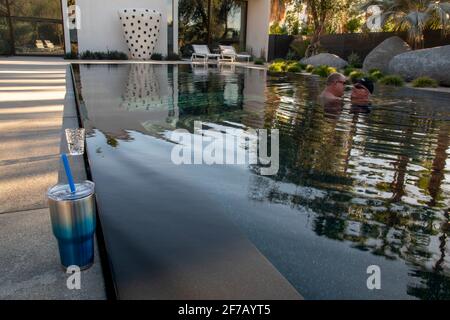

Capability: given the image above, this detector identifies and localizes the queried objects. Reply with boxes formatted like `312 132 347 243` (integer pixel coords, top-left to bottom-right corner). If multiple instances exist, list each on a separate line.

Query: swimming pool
74 63 450 299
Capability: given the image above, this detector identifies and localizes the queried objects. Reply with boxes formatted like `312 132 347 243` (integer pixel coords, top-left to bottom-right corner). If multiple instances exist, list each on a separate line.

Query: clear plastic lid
47 180 95 201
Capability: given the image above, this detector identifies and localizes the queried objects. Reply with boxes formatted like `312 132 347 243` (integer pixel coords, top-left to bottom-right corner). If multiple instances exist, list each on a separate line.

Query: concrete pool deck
0 57 105 299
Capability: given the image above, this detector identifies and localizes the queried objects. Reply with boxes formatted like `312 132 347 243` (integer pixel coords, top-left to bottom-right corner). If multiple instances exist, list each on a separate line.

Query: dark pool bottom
87 129 303 299
87 130 411 299
75 64 450 299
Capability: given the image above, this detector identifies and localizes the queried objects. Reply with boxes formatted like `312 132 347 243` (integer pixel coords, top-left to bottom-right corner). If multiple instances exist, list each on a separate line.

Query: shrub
364 74 377 83
379 75 404 86
312 65 336 77
286 49 300 61
343 67 356 76
151 53 163 60
305 64 315 73
107 50 128 60
349 70 365 82
412 76 438 88
267 60 304 73
328 66 337 75
312 65 328 77
286 62 303 72
287 65 302 72
369 70 384 80
269 22 288 35
93 51 105 59
268 62 284 72
347 52 362 68
64 52 78 59
346 18 362 33
79 50 127 60
254 58 264 65
80 50 93 59
165 52 180 61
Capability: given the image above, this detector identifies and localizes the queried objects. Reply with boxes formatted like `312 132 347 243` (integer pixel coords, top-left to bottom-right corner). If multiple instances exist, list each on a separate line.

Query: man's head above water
351 78 374 105
320 72 347 100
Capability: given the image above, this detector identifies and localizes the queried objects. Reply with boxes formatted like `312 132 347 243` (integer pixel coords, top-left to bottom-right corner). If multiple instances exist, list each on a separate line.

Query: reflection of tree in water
175 67 246 130
249 78 450 299
407 211 450 299
428 124 450 207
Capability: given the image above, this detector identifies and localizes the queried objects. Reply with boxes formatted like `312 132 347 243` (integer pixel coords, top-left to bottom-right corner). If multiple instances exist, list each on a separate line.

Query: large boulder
363 36 410 73
301 53 348 69
389 45 450 85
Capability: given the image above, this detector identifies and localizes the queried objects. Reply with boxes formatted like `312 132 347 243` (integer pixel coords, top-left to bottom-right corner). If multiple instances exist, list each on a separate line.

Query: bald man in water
319 72 347 101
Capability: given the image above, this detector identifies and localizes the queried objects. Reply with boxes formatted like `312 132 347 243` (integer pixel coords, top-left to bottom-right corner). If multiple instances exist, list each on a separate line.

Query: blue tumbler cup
47 180 96 270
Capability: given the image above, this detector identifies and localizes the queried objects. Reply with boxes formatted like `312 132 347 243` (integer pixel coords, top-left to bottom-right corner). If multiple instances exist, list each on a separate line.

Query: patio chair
190 45 220 63
35 40 45 49
44 40 55 49
219 45 251 63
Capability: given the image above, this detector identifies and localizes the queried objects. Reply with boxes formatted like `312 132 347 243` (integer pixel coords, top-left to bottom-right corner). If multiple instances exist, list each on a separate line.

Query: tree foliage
362 0 450 48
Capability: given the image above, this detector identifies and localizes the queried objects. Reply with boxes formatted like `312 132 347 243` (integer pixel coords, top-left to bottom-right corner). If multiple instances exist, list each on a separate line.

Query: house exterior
0 0 271 60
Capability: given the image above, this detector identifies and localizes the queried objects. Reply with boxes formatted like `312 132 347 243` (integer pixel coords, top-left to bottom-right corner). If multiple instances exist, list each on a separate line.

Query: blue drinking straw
61 153 76 193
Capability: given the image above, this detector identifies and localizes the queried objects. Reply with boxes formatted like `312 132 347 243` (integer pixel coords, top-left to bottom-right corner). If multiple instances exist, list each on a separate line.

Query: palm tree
363 0 450 49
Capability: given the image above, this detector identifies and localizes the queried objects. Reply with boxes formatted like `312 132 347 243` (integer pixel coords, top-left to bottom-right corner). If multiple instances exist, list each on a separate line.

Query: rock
363 36 411 73
301 53 348 69
389 45 450 85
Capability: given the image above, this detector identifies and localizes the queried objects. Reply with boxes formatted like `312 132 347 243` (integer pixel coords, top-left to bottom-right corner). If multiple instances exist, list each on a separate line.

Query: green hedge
268 60 305 73
79 50 128 60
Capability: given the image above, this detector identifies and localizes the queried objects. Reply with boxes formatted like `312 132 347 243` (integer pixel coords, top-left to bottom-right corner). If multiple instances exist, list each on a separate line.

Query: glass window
0 0 8 16
1 0 64 55
9 0 62 20
178 0 209 55
13 20 64 55
0 17 12 54
210 0 246 50
179 0 247 56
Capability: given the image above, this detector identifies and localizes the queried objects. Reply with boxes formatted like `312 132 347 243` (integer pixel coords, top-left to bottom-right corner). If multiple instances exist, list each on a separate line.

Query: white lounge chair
219 45 251 63
191 45 220 63
35 40 45 49
44 40 55 49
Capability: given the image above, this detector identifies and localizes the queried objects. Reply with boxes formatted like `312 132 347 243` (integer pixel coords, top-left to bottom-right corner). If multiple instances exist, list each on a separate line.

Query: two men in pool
319 72 374 106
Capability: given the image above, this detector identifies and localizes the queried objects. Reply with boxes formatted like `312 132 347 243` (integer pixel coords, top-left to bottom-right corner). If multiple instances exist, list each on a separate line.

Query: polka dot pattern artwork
118 8 162 60
121 65 176 113
121 64 160 110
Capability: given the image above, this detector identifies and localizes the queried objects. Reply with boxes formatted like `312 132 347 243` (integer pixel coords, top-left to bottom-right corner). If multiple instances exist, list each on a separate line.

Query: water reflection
74 64 450 299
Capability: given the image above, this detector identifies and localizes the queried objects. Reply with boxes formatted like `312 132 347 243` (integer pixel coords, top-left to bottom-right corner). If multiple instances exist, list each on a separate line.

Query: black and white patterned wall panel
118 8 162 60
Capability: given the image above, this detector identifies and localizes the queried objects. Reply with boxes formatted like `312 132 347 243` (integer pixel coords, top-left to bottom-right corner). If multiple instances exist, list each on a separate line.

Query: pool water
74 64 450 299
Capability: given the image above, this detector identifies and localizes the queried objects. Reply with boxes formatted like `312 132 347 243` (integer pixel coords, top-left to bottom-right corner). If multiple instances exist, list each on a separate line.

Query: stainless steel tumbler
47 180 96 270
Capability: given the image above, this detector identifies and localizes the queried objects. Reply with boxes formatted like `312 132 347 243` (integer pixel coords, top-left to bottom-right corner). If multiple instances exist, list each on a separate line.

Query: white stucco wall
76 0 174 56
61 0 70 53
246 0 270 60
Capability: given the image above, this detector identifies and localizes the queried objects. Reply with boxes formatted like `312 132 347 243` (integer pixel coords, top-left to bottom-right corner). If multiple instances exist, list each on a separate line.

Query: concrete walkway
0 57 105 299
